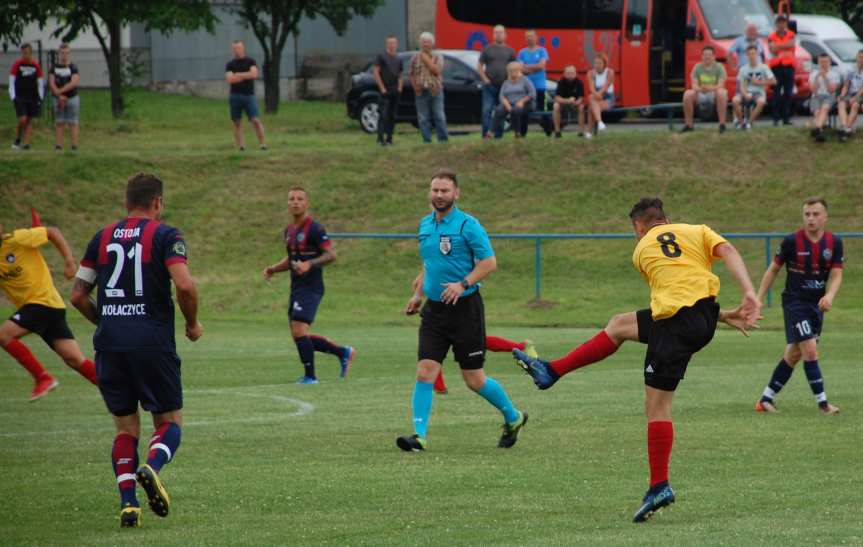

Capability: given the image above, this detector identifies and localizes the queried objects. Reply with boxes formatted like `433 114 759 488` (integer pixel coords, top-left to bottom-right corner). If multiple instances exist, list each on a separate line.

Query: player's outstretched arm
168 263 203 342
719 307 762 337
756 261 782 304
70 278 98 325
46 226 77 280
714 242 761 327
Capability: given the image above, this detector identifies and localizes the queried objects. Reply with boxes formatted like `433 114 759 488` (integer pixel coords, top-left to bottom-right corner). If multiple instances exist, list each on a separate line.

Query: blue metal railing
330 232 863 307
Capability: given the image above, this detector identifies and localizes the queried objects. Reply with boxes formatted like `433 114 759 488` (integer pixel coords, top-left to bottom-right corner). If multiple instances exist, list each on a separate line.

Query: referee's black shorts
637 297 719 392
418 291 486 370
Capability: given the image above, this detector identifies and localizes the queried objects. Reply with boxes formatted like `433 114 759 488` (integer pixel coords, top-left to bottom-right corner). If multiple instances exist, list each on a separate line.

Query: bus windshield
699 0 774 39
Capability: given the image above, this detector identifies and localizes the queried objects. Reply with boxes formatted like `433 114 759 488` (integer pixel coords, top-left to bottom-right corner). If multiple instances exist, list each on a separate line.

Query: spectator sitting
478 25 516 139
492 62 536 139
517 29 549 112
409 32 448 143
585 54 615 139
552 64 585 138
732 45 775 130
808 53 840 143
682 46 728 133
837 49 863 141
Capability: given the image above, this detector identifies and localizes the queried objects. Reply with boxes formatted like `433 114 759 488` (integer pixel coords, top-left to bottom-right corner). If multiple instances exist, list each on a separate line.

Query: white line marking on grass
0 386 315 438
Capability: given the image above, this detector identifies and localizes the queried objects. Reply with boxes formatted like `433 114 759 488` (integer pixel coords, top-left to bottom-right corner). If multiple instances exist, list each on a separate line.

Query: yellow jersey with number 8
632 223 728 320
0 227 65 310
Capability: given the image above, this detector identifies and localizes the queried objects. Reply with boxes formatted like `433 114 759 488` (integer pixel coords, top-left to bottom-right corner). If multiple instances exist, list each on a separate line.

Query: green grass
1 318 861 545
1 90 862 545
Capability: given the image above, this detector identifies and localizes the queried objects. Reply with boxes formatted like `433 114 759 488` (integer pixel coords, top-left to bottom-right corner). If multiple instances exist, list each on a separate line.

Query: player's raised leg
309 334 355 378
436 336 536 394
0 320 57 400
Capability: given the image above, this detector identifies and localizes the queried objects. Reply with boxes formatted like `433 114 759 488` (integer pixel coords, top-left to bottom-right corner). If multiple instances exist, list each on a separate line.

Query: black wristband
461 279 471 290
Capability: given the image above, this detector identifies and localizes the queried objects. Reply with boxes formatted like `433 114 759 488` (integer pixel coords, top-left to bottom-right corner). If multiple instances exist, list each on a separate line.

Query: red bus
436 0 811 108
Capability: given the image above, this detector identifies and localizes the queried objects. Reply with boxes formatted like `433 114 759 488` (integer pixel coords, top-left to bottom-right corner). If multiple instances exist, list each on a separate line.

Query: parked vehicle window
825 39 863 63
699 0 773 39
446 0 623 30
444 59 474 82
801 40 835 65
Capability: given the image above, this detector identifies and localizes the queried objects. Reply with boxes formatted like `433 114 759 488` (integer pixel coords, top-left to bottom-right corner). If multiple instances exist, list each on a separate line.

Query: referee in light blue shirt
397 168 527 452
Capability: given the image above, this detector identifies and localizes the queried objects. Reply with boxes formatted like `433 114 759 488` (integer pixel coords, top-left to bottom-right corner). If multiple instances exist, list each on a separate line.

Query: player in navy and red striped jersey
71 173 203 528
755 197 843 415
263 187 354 384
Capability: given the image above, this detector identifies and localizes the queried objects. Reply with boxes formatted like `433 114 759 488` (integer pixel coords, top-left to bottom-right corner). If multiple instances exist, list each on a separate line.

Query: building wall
407 0 437 48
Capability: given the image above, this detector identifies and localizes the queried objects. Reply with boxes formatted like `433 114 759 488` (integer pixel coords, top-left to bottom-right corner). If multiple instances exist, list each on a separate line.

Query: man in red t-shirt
8 43 44 150
768 15 796 126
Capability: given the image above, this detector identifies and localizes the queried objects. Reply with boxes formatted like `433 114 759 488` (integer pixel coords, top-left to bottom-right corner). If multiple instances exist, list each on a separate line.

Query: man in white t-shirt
732 45 775 129
808 53 840 143
837 49 863 140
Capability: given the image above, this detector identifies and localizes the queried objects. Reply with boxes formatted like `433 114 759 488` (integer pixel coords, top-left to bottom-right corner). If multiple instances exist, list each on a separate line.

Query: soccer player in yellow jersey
514 198 761 523
0 221 98 400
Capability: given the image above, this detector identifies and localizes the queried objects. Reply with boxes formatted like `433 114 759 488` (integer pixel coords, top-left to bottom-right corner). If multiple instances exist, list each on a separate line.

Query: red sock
3 340 50 381
647 421 674 487
549 330 619 376
486 336 526 353
434 371 447 392
112 433 139 507
77 359 99 385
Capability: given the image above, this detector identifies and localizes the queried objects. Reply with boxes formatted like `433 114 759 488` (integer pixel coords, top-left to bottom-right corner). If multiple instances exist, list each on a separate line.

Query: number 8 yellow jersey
632 223 729 320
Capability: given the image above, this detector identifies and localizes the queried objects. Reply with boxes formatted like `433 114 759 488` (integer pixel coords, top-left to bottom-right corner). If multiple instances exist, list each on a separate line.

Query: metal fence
330 232 863 307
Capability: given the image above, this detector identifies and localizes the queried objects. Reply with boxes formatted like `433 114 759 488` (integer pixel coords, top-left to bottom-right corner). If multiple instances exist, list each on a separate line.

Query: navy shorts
229 93 260 121
782 295 823 344
14 98 41 118
96 351 183 416
289 289 323 324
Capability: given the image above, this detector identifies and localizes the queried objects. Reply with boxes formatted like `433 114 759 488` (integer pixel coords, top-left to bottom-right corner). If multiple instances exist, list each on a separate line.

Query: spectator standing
732 45 775 130
729 23 768 69
8 43 44 150
373 35 403 146
478 25 516 139
48 43 80 151
837 49 863 140
410 32 448 143
768 15 797 126
585 54 615 139
682 46 728 133
517 30 549 111
808 53 840 143
492 62 536 139
552 64 585 138
225 40 267 151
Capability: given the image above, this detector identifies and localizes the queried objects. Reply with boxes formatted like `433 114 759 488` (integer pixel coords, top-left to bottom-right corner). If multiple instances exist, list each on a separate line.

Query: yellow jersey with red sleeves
632 223 728 320
0 227 65 310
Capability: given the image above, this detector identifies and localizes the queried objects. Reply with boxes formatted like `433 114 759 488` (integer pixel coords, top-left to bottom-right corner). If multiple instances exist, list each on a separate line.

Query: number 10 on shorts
795 320 812 337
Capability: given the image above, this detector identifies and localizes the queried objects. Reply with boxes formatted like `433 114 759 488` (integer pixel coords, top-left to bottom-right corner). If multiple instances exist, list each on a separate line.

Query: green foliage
0 1 52 50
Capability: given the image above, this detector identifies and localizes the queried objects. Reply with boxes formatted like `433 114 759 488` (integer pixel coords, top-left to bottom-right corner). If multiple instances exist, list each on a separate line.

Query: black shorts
14 98 41 118
96 351 183 416
289 289 323 324
418 291 486 370
9 304 75 346
782 295 823 344
637 297 719 392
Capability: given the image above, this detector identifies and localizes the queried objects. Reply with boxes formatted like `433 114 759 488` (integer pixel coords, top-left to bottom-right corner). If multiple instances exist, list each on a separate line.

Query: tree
0 2 52 51
773 1 863 31
53 1 217 118
233 0 385 114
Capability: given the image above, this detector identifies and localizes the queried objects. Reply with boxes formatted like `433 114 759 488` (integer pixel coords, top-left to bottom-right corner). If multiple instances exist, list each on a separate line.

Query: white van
794 15 863 74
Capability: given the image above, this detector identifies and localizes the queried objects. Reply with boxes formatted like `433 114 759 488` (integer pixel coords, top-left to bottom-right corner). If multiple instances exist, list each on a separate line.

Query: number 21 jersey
632 223 728 320
78 218 188 352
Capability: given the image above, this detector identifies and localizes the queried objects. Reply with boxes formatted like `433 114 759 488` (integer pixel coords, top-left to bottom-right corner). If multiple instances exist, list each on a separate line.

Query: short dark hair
431 168 458 187
21 43 31 51
702 45 715 54
629 198 668 223
803 197 828 210
59 43 70 50
288 186 308 196
126 173 164 210
818 52 831 60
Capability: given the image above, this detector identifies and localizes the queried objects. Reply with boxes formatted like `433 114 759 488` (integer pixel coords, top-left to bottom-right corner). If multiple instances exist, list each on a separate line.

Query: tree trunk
107 18 124 118
263 55 280 113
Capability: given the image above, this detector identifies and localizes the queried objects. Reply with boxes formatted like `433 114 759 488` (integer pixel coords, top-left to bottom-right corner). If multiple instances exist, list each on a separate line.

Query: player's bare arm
406 268 425 315
714 242 761 326
70 278 99 325
440 255 497 305
293 248 336 276
263 256 292 280
756 260 783 303
819 267 843 312
168 262 203 341
46 226 77 280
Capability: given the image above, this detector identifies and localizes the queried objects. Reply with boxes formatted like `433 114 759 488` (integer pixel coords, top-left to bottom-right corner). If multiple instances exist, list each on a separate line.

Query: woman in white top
586 53 615 139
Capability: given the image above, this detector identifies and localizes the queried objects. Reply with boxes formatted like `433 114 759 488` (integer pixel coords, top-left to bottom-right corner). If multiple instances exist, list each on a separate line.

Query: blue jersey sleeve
161 227 188 266
312 222 332 251
774 236 793 266
80 231 101 269
463 218 494 261
833 236 845 268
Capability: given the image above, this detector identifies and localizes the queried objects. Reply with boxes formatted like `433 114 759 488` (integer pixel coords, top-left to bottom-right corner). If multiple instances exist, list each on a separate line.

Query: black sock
294 336 315 378
310 335 344 357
